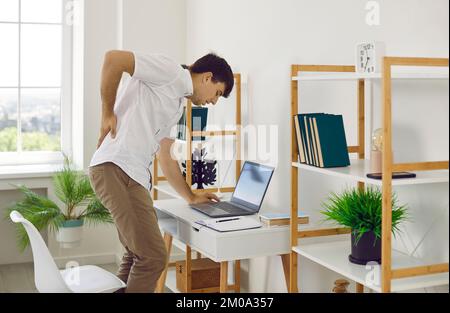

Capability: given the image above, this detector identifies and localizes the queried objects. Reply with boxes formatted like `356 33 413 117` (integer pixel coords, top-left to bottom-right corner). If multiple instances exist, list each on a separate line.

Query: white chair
10 211 126 293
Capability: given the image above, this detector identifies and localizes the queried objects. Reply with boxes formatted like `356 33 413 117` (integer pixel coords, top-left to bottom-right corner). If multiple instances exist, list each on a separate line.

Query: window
0 0 72 165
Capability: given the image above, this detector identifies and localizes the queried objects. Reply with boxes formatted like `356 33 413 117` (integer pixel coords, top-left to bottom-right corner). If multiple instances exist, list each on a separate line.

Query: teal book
299 113 325 166
294 116 306 163
176 108 186 139
303 115 315 166
297 114 313 165
309 116 320 167
297 114 310 164
313 115 350 168
177 107 208 141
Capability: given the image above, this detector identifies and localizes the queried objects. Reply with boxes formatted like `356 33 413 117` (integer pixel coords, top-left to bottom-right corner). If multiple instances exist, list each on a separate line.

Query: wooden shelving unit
289 58 449 293
152 73 242 200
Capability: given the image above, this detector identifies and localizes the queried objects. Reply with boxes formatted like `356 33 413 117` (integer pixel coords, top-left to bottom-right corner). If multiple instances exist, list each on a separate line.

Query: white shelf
293 238 449 293
292 159 449 186
292 69 449 81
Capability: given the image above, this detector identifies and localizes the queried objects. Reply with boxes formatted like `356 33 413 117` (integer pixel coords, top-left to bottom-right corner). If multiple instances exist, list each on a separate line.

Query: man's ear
202 72 213 84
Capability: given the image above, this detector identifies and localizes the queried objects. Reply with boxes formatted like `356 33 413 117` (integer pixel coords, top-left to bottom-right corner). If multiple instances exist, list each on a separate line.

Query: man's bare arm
97 50 135 148
157 138 220 204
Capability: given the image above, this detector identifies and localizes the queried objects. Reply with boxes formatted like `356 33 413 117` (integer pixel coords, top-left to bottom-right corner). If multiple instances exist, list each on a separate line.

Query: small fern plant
5 156 113 251
321 187 408 245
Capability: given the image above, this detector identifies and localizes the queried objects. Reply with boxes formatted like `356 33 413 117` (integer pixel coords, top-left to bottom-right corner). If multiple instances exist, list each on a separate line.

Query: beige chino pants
89 162 167 293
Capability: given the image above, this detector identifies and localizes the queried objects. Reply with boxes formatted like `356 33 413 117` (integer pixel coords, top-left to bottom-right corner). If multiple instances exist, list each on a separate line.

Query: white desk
153 199 292 293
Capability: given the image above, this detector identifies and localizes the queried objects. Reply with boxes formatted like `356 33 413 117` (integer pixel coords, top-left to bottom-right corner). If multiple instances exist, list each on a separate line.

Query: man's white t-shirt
89 52 193 190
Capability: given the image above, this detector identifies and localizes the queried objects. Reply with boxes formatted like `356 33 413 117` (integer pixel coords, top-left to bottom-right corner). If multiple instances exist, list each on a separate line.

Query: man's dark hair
189 53 234 98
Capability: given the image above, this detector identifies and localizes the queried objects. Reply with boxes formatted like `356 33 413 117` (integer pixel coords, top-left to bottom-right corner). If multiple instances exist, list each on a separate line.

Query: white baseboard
54 253 117 268
115 253 122 266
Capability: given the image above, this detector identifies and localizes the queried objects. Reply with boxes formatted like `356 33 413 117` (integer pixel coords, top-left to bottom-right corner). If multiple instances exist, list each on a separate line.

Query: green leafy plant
321 187 408 245
5 156 113 251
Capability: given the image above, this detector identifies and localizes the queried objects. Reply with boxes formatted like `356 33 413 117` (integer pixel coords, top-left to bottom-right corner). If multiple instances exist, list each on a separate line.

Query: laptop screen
230 162 275 212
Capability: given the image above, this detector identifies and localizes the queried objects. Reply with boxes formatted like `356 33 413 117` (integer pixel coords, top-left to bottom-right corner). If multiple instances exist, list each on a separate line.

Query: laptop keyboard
199 202 245 214
214 202 246 213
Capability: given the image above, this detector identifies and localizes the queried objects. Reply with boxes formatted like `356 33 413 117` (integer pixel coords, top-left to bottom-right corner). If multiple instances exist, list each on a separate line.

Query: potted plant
321 187 408 265
5 156 113 250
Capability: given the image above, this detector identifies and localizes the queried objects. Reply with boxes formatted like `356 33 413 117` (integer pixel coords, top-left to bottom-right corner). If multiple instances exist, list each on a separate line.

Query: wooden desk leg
234 260 241 293
186 246 192 293
280 254 290 291
356 283 364 293
220 262 228 293
155 233 173 293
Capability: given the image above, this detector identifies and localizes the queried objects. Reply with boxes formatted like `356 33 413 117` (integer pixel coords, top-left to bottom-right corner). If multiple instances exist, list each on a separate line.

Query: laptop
190 161 275 218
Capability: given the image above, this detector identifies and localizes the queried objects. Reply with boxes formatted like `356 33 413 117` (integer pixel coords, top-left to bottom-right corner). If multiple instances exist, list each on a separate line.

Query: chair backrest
10 211 72 293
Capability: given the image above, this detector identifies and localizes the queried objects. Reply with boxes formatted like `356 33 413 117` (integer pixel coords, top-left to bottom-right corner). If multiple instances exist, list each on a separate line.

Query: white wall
81 0 122 170
186 0 449 292
122 0 186 62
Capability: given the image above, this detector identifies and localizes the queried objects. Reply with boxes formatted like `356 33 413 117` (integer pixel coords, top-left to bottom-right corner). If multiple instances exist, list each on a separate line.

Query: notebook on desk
195 217 262 233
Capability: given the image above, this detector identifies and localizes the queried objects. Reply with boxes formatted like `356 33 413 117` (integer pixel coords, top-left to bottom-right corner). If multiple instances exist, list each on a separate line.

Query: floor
0 262 176 293
0 263 119 293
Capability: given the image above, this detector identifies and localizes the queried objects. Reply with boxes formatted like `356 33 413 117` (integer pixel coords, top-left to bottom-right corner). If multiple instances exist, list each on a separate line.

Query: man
88 51 234 293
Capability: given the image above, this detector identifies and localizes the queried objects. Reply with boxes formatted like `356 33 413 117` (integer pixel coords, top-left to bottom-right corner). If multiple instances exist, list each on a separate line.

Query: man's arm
157 138 220 204
97 50 135 148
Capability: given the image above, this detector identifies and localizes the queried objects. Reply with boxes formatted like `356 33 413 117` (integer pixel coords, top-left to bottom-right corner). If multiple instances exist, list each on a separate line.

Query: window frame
0 0 73 166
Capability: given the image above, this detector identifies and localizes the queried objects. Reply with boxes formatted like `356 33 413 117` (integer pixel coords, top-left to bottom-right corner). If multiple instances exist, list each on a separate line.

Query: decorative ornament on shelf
333 279 350 293
356 41 386 74
370 128 383 173
371 128 383 151
182 147 217 190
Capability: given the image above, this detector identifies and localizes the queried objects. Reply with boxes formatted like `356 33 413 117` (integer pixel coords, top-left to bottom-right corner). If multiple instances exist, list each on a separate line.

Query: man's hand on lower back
97 114 117 148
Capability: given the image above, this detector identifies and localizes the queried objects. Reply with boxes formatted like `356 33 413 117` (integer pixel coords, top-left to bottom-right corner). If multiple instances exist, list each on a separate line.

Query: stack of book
177 107 209 141
259 212 310 227
294 113 350 168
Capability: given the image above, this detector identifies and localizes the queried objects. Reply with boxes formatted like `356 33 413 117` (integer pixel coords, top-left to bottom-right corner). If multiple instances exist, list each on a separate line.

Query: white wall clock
356 42 386 73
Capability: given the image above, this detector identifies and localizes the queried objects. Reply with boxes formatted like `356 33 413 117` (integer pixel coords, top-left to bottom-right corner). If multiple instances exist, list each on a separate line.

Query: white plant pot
56 220 84 249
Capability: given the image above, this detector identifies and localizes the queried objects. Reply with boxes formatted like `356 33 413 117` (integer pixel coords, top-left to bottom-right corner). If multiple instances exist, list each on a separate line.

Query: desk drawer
214 230 290 261
177 220 217 259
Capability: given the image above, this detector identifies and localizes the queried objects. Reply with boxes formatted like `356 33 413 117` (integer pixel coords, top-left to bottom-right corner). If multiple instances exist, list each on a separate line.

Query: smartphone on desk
367 172 417 180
